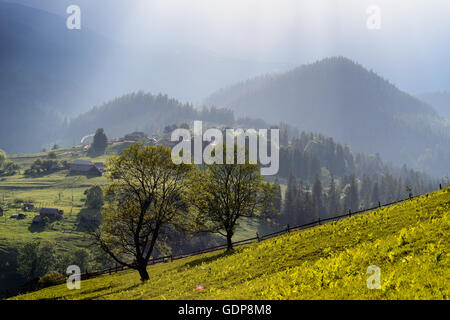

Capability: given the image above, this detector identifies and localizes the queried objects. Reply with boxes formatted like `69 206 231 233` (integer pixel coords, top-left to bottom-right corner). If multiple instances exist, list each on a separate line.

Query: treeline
64 92 236 147
263 126 444 230
274 171 441 229
277 130 434 183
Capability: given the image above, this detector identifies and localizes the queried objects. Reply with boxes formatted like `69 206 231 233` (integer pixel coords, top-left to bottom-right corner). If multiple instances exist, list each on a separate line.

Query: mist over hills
204 57 450 176
0 1 289 153
1 2 450 178
63 92 236 147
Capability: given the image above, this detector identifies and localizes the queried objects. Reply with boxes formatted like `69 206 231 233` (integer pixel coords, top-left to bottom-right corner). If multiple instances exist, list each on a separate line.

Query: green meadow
0 144 266 262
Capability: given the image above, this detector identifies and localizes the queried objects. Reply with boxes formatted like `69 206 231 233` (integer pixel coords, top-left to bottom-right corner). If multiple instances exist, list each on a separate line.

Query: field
0 146 109 251
10 188 450 300
0 144 265 271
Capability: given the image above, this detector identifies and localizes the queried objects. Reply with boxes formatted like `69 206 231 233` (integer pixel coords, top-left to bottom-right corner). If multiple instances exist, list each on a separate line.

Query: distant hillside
0 1 289 154
418 91 450 120
11 188 450 300
204 57 450 177
63 92 236 146
0 1 118 153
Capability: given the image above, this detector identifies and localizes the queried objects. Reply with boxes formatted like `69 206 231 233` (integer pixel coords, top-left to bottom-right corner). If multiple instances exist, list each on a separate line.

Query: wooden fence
78 183 448 281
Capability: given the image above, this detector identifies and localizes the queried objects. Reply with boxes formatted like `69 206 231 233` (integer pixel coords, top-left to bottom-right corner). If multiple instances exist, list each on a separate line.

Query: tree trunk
137 265 149 282
226 232 233 251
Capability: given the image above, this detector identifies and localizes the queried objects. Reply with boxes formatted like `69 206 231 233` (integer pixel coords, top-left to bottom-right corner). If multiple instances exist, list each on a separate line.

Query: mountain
63 92 236 146
0 1 290 153
0 1 122 153
417 91 450 120
204 57 450 177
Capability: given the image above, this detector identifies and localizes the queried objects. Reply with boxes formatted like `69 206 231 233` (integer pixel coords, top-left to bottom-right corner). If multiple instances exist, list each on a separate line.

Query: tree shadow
180 249 236 270
65 172 101 179
75 208 101 232
83 282 143 300
28 223 47 233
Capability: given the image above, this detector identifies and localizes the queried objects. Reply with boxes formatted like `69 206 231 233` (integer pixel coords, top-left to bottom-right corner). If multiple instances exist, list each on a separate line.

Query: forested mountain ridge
418 91 450 120
63 92 236 146
204 57 450 177
0 1 291 154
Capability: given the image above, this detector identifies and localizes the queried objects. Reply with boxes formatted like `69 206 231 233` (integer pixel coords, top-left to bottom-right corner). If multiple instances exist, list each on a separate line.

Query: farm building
122 131 148 142
10 213 25 219
39 208 63 220
69 160 103 176
93 162 106 173
22 204 35 212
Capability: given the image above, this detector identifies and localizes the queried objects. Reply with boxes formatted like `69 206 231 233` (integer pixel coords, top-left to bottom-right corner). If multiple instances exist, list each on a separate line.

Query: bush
37 271 65 289
47 151 57 159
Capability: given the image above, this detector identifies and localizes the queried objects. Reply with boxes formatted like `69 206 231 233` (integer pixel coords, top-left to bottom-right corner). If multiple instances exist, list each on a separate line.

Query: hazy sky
7 0 450 94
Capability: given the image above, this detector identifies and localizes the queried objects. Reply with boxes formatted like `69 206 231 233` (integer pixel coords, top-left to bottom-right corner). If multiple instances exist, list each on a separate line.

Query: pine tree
349 174 359 211
327 174 339 217
370 180 380 207
89 128 108 156
282 173 298 225
360 174 372 208
312 175 324 221
272 178 282 214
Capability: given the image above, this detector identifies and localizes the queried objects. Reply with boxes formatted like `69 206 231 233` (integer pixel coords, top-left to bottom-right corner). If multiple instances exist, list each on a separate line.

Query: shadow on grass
180 249 236 270
84 282 143 300
27 223 47 233
65 172 102 179
75 208 101 232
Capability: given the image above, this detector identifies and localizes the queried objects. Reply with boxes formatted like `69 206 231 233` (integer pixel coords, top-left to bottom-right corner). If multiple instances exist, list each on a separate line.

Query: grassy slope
11 188 450 300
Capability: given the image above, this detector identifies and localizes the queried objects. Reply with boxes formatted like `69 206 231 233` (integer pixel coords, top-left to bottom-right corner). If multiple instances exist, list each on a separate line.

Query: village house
69 160 104 176
93 162 106 173
39 208 63 220
122 131 148 142
10 213 26 219
22 204 35 212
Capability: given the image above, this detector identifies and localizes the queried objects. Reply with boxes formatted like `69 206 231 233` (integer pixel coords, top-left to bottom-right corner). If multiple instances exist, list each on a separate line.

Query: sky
6 0 450 94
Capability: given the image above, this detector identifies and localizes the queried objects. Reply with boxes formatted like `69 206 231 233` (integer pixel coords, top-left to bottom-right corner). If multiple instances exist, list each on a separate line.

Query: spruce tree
89 128 108 156
282 173 298 225
327 174 339 217
312 175 324 221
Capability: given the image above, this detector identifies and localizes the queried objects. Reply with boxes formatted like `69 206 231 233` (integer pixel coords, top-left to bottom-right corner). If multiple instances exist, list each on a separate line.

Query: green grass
0 146 111 259
10 188 450 300
0 145 264 279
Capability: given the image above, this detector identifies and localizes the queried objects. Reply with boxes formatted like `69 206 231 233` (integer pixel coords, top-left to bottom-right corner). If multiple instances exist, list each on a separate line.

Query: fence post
256 232 260 242
348 209 351 217
440 184 442 190
287 224 290 233
115 264 118 273
378 201 381 208
109 267 111 275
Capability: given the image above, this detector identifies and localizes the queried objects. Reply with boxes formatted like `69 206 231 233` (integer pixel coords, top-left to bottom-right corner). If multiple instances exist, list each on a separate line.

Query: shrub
38 271 65 289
